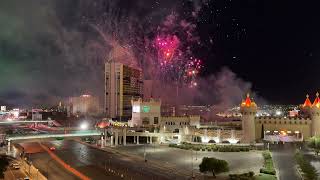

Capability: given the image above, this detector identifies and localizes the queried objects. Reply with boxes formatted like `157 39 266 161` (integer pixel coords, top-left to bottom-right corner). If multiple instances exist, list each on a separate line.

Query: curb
269 151 280 180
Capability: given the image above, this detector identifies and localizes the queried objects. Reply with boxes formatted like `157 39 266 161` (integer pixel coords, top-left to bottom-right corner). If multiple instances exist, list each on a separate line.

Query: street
270 143 299 180
23 140 184 180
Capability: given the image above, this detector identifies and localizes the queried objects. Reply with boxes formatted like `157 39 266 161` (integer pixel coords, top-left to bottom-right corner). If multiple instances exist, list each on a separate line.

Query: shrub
260 168 276 175
200 157 229 178
229 171 255 180
169 144 177 148
260 151 276 176
295 151 318 180
308 136 320 155
168 143 251 152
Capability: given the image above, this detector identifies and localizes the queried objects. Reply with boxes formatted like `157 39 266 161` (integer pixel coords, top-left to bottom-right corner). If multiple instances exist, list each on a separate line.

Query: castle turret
240 93 257 144
303 94 312 108
310 93 320 136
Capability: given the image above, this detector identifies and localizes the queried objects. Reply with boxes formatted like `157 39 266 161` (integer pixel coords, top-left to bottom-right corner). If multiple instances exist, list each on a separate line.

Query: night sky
198 1 320 104
0 0 319 106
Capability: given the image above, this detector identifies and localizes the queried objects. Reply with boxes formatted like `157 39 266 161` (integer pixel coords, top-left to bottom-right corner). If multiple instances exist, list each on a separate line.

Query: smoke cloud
146 67 265 109
0 0 264 111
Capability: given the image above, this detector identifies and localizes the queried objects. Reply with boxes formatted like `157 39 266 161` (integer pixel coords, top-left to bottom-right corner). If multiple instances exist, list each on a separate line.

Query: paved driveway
116 144 263 174
270 143 299 180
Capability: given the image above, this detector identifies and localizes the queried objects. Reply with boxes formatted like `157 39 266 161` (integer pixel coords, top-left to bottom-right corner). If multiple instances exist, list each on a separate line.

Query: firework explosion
79 0 205 105
154 34 202 87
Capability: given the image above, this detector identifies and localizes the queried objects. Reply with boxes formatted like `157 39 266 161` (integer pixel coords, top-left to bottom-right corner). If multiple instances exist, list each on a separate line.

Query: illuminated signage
133 106 140 113
143 106 150 113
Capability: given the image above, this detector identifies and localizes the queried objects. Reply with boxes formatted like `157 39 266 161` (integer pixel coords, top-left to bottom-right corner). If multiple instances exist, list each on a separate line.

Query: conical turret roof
313 92 320 108
303 94 312 107
241 93 257 107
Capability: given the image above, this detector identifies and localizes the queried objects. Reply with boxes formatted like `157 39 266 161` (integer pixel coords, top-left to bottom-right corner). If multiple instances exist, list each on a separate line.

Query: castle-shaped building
240 93 320 143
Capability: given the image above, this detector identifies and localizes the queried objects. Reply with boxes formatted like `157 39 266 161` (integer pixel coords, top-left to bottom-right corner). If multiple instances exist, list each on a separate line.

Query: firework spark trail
80 1 205 105
152 34 202 86
89 24 139 68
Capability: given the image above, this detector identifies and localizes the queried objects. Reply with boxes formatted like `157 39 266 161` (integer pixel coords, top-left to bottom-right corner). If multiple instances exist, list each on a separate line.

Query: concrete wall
160 116 200 133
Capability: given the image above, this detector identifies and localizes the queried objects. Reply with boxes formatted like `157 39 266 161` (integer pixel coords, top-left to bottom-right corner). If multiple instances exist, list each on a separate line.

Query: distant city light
81 94 91 98
275 110 282 116
228 138 239 144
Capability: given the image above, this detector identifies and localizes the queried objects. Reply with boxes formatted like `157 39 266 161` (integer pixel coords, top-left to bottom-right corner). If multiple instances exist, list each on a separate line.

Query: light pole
144 144 147 162
191 149 195 178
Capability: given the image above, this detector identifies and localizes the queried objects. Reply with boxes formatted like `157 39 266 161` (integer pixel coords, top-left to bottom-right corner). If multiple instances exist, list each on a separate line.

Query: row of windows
165 122 176 125
258 121 308 125
142 117 159 125
165 121 190 125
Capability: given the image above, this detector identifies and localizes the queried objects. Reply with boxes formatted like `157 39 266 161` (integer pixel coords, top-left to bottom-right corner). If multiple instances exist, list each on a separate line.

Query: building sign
143 106 150 113
133 105 140 113
0 106 6 111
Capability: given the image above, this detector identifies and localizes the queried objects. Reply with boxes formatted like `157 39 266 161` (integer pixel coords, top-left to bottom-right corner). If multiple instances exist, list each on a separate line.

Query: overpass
6 130 101 152
0 120 52 125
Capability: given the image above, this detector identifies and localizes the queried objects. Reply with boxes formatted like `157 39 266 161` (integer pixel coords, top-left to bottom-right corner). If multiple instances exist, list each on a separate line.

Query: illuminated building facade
129 98 201 134
105 61 143 120
240 93 320 143
130 98 161 126
69 94 100 116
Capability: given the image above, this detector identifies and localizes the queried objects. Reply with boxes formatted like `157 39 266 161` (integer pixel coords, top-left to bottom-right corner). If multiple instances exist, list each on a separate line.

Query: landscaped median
295 150 318 180
169 142 250 152
256 151 277 180
228 151 277 180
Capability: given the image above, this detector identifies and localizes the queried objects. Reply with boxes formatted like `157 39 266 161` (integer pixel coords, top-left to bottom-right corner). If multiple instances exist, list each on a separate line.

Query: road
26 140 182 180
30 152 80 180
270 143 299 180
16 141 79 180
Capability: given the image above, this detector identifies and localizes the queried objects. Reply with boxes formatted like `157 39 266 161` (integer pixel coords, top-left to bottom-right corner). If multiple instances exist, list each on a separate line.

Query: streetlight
143 144 147 162
191 149 195 179
80 122 88 130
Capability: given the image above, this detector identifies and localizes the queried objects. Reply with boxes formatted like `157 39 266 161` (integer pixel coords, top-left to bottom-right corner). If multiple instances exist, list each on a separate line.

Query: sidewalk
20 159 47 180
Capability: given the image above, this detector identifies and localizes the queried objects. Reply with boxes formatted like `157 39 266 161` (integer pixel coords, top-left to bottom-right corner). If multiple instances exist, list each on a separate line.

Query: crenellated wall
254 117 312 139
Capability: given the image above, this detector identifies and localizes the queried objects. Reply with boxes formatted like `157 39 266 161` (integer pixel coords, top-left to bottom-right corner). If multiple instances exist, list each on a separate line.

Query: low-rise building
130 98 161 127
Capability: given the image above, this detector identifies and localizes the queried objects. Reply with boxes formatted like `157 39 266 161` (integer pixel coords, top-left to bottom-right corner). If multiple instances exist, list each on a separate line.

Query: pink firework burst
155 35 180 65
153 34 202 87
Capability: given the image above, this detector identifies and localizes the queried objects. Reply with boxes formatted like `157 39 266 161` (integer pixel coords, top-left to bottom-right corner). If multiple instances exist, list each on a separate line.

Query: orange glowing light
303 94 312 107
313 92 320 108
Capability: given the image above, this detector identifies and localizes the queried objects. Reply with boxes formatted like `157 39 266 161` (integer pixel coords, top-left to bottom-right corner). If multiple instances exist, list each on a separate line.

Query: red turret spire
313 92 320 108
245 93 252 107
303 94 312 107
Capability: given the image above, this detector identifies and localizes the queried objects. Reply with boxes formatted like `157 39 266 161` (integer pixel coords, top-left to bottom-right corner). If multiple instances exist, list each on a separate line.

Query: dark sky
197 1 320 104
0 0 319 106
